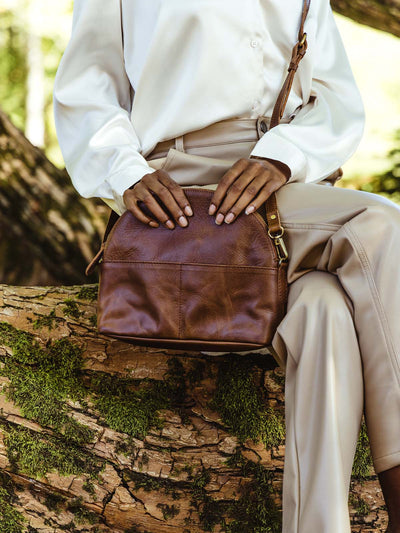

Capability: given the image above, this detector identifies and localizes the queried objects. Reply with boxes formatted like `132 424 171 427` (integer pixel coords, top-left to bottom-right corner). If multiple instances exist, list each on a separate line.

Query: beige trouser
145 116 400 533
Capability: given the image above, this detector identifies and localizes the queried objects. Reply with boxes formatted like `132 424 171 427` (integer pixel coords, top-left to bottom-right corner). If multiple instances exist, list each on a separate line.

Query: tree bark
332 0 400 38
0 108 107 286
0 283 389 532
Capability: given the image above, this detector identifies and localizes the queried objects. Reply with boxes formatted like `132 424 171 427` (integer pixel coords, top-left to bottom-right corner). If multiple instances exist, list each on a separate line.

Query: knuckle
158 169 172 179
156 188 170 199
252 161 265 172
142 192 156 203
229 182 242 194
246 185 259 196
219 176 231 188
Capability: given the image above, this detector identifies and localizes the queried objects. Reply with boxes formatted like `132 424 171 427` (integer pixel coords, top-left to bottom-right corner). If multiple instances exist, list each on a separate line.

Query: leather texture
94 187 288 351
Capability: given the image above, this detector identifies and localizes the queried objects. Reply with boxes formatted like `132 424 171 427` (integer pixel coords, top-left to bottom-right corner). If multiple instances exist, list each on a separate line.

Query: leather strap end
85 243 105 276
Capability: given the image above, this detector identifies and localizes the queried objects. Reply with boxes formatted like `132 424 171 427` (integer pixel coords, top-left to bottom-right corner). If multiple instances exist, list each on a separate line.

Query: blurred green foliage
360 129 400 203
0 8 28 130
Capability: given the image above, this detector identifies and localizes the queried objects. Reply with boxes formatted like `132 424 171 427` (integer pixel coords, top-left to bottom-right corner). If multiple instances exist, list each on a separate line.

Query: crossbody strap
270 0 311 129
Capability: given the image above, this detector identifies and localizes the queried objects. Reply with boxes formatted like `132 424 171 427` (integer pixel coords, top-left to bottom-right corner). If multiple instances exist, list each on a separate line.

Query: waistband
147 115 293 159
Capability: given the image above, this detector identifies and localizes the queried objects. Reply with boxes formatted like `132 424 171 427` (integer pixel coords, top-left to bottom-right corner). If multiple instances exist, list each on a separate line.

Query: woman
53 1 400 531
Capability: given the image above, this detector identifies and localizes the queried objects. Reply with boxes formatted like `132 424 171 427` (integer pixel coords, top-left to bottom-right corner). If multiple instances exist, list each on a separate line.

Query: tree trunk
0 108 107 287
332 0 400 38
0 283 389 532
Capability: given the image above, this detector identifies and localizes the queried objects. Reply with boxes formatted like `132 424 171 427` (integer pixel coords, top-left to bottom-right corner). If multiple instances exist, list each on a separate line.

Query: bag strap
85 209 119 276
262 0 311 264
270 0 311 128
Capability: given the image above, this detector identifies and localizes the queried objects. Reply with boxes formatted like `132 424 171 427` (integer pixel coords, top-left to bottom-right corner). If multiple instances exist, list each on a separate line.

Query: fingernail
149 221 159 227
166 219 174 229
209 203 216 215
225 212 234 223
184 205 193 216
215 213 224 225
245 205 255 215
179 215 188 227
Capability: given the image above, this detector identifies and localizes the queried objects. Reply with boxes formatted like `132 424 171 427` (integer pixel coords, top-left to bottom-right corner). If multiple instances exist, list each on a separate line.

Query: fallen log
0 283 389 532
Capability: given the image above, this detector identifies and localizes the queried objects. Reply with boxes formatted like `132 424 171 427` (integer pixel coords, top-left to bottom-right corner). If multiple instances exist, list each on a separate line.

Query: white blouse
53 0 365 216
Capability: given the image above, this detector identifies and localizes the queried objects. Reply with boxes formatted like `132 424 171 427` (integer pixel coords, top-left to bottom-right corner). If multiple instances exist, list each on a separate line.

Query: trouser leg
271 270 364 533
274 182 400 475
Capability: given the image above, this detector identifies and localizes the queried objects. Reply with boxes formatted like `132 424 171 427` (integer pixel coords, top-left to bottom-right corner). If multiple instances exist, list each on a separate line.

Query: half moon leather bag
85 0 341 352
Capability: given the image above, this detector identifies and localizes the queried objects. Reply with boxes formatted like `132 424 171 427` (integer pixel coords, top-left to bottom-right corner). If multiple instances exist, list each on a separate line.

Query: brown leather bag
86 187 289 351
85 0 341 352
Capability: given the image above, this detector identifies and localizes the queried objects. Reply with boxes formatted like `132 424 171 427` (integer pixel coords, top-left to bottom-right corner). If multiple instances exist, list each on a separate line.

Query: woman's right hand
122 168 194 229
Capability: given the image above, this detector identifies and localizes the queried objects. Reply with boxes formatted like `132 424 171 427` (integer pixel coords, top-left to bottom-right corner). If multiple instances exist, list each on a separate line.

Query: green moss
156 503 180 520
32 309 57 331
0 324 94 445
352 420 373 480
0 472 27 533
123 470 181 500
349 493 371 517
88 314 97 327
2 423 105 481
186 359 206 385
269 369 285 388
76 285 98 302
223 450 282 533
67 496 100 525
61 298 82 320
42 492 67 512
188 467 228 532
89 357 187 439
207 358 285 450
260 407 285 452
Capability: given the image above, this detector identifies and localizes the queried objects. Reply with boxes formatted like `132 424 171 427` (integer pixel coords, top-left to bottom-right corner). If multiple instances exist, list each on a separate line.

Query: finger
208 158 248 215
241 178 284 219
224 175 285 224
124 192 160 227
158 171 194 217
219 175 267 224
139 189 178 229
216 164 267 217
130 173 185 229
149 185 189 228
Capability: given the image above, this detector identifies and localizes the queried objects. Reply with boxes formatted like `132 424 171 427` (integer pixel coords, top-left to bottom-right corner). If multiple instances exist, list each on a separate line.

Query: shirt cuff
249 128 308 184
105 163 153 215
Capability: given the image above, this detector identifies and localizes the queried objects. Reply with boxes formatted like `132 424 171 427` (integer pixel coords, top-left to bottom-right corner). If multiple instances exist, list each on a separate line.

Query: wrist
249 156 291 182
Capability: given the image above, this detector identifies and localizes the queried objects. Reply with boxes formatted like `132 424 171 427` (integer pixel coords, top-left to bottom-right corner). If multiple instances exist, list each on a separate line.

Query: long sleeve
53 0 153 215
249 0 365 184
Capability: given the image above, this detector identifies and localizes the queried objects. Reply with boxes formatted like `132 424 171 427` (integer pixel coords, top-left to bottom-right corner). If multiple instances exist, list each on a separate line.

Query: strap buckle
299 32 307 47
268 228 289 265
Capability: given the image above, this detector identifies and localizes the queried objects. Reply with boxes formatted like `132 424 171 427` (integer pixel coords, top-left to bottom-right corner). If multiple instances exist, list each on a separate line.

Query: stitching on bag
103 260 278 271
178 264 182 338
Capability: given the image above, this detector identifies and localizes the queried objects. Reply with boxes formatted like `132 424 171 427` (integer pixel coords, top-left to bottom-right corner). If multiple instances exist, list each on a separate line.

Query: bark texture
0 283 390 532
332 0 400 37
0 108 107 286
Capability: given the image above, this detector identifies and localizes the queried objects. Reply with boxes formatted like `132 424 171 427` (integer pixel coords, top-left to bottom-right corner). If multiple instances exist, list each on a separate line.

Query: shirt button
250 39 259 48
252 100 261 110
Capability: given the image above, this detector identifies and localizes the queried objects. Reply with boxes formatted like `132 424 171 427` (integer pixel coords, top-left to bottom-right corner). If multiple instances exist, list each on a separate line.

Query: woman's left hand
208 157 291 224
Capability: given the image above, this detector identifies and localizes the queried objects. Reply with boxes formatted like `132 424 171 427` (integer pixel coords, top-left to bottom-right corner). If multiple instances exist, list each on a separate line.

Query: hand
208 157 290 224
123 168 193 229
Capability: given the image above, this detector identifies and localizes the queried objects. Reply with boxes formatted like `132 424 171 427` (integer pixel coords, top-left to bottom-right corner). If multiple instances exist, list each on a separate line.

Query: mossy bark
0 108 107 286
0 283 390 532
332 0 400 38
